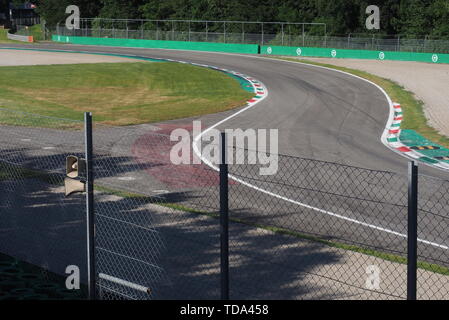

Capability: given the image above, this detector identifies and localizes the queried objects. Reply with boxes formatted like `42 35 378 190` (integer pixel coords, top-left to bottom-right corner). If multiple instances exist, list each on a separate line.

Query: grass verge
0 252 86 300
0 28 20 43
274 57 449 149
0 62 254 127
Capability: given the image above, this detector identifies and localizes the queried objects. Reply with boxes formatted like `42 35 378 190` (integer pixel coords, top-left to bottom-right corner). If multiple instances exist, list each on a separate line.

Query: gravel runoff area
0 50 137 66
289 57 449 139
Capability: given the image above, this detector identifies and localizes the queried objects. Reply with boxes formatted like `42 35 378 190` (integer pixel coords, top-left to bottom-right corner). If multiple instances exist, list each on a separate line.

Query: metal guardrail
60 18 327 47
7 31 33 42
57 18 449 54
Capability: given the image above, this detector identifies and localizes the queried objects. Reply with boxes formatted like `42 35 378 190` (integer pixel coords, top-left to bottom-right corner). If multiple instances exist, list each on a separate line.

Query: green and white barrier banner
261 45 449 64
52 35 259 55
52 35 449 64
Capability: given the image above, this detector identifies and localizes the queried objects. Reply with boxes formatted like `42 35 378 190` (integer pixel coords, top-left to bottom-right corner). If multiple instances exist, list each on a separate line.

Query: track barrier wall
51 35 259 54
261 45 449 64
52 35 449 64
7 32 33 43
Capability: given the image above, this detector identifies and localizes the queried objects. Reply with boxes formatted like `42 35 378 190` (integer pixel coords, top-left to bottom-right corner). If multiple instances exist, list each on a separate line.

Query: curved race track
1 42 443 174
1 43 448 275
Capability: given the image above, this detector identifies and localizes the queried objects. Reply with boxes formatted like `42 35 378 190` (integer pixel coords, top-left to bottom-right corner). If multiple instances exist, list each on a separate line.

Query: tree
428 0 449 39
99 0 146 19
34 0 101 28
28 0 449 38
0 0 9 13
398 0 433 37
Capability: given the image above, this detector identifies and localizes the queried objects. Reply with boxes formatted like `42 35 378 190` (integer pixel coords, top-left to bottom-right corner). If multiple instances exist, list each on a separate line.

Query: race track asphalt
1 42 444 173
0 43 448 292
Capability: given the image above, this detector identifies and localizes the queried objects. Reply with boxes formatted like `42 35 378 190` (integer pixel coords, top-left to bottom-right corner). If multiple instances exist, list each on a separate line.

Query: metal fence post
261 23 264 46
407 161 418 300
126 21 129 39
281 23 284 46
302 24 305 47
220 132 229 300
85 112 96 300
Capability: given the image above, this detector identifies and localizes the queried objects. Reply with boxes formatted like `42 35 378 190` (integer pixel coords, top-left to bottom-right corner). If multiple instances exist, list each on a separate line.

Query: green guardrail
52 35 449 64
52 35 259 54
261 45 449 64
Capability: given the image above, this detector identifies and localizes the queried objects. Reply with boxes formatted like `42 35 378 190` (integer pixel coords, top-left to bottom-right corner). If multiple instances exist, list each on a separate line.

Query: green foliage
33 0 449 38
15 24 44 41
0 28 7 39
34 0 101 27
0 0 8 13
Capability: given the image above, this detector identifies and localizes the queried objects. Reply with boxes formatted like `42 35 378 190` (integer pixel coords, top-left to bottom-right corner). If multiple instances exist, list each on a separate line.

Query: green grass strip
0 59 253 127
0 28 19 43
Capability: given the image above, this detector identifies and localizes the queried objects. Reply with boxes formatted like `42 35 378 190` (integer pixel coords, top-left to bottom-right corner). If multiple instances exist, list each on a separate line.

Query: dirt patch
289 57 449 138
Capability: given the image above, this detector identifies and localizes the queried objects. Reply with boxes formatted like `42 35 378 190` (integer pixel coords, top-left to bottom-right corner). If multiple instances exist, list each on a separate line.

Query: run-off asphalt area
0 44 448 299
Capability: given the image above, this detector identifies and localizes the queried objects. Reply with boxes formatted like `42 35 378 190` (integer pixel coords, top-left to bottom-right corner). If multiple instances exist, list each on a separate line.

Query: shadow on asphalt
0 148 352 300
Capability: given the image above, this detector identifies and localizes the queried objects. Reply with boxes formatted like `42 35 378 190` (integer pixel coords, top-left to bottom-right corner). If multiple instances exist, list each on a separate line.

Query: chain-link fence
222 144 449 300
1 108 448 300
416 174 449 299
0 108 87 300
55 18 449 54
90 121 222 300
0 108 223 300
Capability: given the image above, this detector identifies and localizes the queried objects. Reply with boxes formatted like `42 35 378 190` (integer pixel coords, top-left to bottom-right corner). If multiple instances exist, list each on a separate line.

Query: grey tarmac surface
289 57 449 138
0 43 445 173
0 44 448 299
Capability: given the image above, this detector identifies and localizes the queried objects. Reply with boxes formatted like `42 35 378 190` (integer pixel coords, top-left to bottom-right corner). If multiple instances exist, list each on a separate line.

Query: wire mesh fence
55 18 449 54
0 108 87 300
90 123 221 300
222 145 448 300
0 109 221 300
1 108 448 300
416 174 449 300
